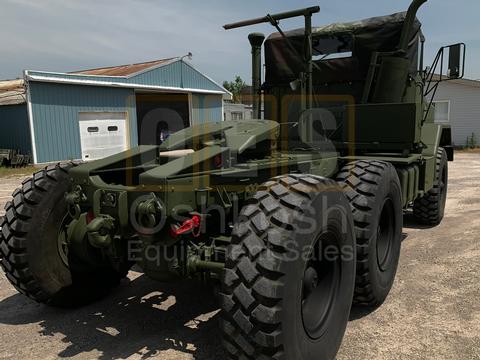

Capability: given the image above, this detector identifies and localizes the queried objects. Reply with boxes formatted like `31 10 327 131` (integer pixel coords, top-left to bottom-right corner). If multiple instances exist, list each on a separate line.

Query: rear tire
413 148 448 226
337 161 403 307
221 174 356 360
0 163 129 307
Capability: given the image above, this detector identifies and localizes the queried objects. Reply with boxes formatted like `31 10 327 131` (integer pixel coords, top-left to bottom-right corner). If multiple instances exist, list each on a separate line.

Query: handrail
223 6 320 30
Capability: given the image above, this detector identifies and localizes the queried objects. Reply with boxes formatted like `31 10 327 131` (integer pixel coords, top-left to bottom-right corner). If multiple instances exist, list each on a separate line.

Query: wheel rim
301 231 341 340
376 198 395 272
57 214 71 267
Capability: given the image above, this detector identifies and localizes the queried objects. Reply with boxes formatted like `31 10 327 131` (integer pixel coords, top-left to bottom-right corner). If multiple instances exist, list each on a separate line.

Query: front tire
0 163 128 307
221 174 356 360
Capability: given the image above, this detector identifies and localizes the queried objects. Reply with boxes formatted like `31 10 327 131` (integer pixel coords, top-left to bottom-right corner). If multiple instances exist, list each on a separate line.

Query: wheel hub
303 267 319 296
57 214 71 267
440 166 448 205
376 198 395 272
301 232 341 340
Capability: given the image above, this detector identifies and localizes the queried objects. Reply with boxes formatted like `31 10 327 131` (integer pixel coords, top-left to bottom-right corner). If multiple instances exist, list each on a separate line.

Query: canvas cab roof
265 12 423 85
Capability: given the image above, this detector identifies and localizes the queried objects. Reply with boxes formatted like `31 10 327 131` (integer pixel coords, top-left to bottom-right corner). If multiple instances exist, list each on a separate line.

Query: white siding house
432 78 480 146
224 103 253 121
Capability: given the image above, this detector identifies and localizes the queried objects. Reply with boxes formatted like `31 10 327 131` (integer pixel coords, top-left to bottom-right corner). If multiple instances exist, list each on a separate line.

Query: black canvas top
265 12 423 85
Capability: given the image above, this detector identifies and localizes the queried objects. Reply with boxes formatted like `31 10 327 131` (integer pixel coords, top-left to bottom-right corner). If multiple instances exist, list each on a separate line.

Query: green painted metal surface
53 1 454 285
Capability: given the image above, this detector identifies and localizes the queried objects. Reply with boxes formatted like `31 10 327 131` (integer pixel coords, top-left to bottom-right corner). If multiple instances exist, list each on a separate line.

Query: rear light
214 155 222 169
86 211 95 224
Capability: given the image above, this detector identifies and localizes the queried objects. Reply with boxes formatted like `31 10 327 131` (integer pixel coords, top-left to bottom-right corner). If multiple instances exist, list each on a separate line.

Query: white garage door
79 112 128 161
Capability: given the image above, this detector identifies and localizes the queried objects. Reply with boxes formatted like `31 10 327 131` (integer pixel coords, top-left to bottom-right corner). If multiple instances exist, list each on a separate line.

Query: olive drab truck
0 0 465 359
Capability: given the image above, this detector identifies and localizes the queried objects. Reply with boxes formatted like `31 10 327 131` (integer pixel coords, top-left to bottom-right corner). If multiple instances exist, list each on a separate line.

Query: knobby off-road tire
413 148 448 226
221 174 356 360
337 161 403 307
0 163 128 307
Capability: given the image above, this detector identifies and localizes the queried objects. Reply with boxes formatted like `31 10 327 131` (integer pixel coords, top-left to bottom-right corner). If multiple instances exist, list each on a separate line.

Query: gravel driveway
0 153 479 360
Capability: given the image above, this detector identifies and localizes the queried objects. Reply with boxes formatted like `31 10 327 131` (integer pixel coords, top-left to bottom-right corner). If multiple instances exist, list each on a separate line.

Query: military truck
0 0 465 358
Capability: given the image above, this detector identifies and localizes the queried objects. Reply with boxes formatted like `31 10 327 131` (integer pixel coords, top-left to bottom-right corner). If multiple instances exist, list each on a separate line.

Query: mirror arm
419 39 425 80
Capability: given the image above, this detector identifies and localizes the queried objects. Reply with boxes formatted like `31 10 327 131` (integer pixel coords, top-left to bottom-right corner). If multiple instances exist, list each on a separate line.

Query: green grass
0 166 37 179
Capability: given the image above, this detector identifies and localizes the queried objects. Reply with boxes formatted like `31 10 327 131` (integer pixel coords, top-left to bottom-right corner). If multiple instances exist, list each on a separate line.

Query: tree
223 76 248 103
467 132 477 149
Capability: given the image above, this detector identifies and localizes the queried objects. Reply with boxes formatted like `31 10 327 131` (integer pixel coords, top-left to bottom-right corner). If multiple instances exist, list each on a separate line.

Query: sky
1 0 479 83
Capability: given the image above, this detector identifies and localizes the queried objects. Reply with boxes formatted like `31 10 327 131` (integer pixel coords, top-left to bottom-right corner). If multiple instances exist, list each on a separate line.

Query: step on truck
0 0 465 359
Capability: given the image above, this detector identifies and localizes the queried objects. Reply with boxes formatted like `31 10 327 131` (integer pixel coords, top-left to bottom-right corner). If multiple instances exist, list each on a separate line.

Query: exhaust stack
248 32 265 119
399 0 428 53
372 0 428 103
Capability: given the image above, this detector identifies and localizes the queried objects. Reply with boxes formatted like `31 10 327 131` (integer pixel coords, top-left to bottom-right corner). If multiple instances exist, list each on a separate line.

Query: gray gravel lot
0 153 479 359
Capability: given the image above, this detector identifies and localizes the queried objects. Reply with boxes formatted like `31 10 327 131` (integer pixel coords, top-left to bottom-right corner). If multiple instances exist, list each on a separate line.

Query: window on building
433 101 450 123
231 112 243 121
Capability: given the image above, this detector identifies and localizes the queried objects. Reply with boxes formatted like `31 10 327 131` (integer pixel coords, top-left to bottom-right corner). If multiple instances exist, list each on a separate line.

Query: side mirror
427 43 466 82
448 43 464 79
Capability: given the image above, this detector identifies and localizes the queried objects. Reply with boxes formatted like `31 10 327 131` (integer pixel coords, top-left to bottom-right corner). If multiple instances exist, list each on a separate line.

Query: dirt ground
0 153 479 360
0 174 31 218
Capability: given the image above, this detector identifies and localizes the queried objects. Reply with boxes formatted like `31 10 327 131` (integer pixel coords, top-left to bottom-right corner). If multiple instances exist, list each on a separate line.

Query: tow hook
65 186 87 219
87 215 115 248
170 215 202 238
135 193 163 228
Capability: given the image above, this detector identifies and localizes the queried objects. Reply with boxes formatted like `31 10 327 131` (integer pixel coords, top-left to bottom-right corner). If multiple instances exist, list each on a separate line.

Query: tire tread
221 174 338 359
337 160 396 306
413 148 447 225
0 162 77 303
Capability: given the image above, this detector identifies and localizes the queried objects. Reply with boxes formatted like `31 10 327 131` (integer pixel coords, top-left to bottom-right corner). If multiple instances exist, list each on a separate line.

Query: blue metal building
0 58 230 164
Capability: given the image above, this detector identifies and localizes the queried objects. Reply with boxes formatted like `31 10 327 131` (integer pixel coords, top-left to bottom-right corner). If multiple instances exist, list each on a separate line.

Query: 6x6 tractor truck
0 0 465 359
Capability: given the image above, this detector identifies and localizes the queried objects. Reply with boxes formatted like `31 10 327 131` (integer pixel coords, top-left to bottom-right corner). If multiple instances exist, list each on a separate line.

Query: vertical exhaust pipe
398 0 427 53
372 0 428 103
248 32 265 119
